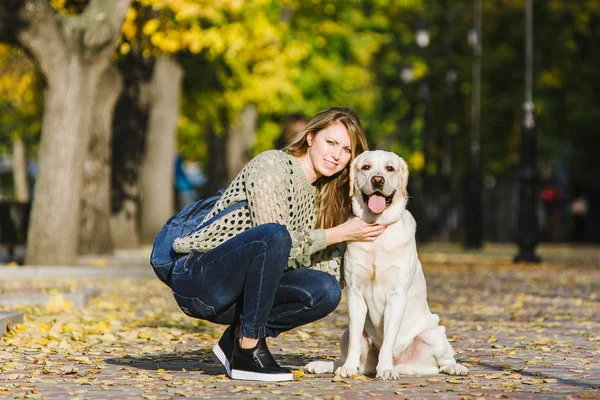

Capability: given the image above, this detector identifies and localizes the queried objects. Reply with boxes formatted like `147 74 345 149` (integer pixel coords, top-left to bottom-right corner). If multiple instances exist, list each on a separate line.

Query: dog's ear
348 157 359 198
399 157 409 199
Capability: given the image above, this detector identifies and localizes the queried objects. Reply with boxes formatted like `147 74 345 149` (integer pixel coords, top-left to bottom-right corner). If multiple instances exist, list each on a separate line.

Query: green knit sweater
173 150 344 284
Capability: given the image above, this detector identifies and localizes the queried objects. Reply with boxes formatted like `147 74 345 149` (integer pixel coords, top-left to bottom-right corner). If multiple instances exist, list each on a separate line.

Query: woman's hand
325 217 386 245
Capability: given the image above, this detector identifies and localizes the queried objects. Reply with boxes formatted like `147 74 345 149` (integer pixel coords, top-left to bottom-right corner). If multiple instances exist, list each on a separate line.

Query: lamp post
464 0 483 249
416 22 432 242
514 0 541 263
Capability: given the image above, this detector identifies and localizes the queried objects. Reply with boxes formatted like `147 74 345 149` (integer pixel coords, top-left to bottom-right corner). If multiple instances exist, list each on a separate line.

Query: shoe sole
230 368 293 382
212 343 231 377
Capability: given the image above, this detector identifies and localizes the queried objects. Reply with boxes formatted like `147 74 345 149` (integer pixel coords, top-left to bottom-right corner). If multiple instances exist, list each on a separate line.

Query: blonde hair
283 107 369 229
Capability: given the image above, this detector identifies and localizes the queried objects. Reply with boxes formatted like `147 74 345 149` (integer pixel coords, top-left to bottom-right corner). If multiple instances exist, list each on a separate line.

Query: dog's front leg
376 291 407 380
335 288 367 378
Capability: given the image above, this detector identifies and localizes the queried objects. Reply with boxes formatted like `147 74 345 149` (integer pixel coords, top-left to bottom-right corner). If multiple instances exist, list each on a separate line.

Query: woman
169 106 385 382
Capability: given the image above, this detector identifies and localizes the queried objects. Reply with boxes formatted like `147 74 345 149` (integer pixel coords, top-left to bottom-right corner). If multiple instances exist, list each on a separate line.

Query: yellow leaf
293 370 304 379
120 42 131 55
46 294 73 313
58 339 72 350
100 333 117 343
296 330 311 341
143 19 161 36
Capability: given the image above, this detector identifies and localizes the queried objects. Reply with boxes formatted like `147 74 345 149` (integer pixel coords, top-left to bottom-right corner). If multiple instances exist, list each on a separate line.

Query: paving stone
0 309 23 335
0 287 101 308
0 265 154 280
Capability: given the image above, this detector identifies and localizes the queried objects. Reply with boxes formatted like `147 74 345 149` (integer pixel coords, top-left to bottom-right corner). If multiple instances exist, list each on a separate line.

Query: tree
0 0 131 265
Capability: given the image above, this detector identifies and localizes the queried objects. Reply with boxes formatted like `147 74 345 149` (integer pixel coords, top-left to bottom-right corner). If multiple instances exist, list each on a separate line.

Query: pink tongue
368 195 386 214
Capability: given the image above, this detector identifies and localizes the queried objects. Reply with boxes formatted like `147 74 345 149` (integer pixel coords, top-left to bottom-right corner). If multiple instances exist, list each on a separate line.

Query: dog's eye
386 166 395 172
361 165 371 171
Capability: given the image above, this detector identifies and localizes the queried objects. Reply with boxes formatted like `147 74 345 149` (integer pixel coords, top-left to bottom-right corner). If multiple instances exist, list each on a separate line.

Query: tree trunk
78 65 123 255
139 56 183 243
226 105 257 181
110 53 154 249
203 108 229 197
11 135 28 202
0 0 131 265
26 59 106 264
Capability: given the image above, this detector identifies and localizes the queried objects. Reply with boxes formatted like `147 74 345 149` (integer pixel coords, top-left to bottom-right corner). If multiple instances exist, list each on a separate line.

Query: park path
0 244 599 399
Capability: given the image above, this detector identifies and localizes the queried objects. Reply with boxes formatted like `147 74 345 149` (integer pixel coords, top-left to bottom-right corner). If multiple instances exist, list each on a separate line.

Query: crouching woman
168 107 385 381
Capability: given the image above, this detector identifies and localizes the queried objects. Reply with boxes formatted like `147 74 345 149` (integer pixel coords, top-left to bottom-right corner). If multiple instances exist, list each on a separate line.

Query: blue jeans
169 223 342 339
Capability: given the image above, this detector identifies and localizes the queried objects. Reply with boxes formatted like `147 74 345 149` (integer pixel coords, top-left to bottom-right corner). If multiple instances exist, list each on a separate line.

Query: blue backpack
150 189 247 285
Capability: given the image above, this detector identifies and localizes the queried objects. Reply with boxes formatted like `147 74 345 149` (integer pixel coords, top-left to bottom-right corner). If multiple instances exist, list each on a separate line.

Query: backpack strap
195 200 248 232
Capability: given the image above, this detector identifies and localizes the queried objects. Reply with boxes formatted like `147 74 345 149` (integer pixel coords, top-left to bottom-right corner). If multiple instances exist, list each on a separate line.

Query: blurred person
274 112 308 149
174 154 197 210
27 159 38 200
570 185 588 242
541 176 564 242
166 107 384 381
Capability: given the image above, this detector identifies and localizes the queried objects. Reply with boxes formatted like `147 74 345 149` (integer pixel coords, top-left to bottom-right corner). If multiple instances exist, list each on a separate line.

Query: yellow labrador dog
305 150 468 380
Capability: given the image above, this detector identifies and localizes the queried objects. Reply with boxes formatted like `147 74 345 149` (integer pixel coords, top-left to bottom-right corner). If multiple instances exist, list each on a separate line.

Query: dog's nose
371 175 385 188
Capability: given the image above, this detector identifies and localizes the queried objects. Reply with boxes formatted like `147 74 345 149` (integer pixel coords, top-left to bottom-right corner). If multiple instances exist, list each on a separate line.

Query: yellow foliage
122 8 138 41
0 44 41 141
50 0 68 12
409 151 425 172
412 60 429 81
0 45 38 111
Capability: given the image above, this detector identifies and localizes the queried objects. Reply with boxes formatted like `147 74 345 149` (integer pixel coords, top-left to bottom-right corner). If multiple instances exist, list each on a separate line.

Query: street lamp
514 0 541 263
415 22 432 242
400 66 414 84
416 25 431 49
464 0 483 249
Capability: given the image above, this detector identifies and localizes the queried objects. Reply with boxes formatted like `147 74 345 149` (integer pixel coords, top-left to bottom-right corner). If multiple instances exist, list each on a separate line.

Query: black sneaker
212 325 234 376
230 338 293 382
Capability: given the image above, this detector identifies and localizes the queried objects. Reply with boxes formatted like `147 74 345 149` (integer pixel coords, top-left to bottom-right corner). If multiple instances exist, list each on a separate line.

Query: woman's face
307 122 353 179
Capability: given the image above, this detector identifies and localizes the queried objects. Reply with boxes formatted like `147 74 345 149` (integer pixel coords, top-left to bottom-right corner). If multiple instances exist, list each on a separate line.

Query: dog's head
349 150 409 224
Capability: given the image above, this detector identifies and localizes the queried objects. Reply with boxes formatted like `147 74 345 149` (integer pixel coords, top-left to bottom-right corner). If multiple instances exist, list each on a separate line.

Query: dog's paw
304 361 334 374
376 368 400 381
335 365 359 378
440 363 469 376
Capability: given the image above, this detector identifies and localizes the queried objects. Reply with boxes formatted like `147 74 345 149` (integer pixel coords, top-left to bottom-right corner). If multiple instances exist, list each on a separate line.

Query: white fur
305 150 468 380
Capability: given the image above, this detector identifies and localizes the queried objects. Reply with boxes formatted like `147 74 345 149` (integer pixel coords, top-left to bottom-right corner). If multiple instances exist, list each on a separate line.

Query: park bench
0 201 30 263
